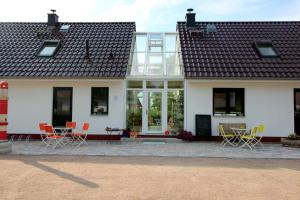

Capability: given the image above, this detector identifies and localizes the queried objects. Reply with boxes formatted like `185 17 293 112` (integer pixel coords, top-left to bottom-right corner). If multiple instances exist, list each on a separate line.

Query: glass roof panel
129 33 181 77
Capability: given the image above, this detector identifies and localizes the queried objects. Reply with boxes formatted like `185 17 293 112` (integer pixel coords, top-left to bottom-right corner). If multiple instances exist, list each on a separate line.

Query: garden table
53 127 73 144
231 128 250 146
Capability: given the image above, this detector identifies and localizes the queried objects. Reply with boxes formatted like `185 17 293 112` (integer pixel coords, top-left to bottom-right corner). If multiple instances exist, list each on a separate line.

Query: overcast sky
1 0 300 31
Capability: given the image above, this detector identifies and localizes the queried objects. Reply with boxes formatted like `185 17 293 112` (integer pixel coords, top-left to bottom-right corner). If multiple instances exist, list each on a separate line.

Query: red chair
72 123 90 146
44 125 65 149
39 123 48 145
66 121 76 129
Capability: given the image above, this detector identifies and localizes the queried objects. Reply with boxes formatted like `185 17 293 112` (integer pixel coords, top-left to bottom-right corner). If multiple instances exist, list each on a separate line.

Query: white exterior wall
7 80 126 134
185 80 300 137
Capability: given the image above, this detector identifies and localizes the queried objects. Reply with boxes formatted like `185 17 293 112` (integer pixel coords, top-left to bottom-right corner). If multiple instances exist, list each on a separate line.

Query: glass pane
134 53 146 65
296 92 300 111
135 35 147 52
126 91 143 131
149 33 163 46
149 33 162 41
39 46 57 56
295 91 300 134
146 81 164 89
146 66 164 75
165 35 176 52
60 25 70 32
149 53 163 64
127 81 143 88
168 91 184 132
130 52 146 75
149 46 162 52
56 90 72 115
148 92 162 131
166 53 176 65
229 90 244 115
166 52 181 75
168 81 183 89
91 88 108 115
167 65 181 76
214 92 226 114
258 46 277 56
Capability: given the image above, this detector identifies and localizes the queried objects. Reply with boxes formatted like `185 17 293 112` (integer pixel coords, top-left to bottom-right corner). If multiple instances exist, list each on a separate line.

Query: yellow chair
219 125 237 147
253 124 265 147
240 127 258 150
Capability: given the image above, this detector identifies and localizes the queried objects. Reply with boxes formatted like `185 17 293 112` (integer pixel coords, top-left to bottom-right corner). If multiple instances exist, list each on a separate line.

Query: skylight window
36 40 60 57
60 25 70 32
254 41 279 58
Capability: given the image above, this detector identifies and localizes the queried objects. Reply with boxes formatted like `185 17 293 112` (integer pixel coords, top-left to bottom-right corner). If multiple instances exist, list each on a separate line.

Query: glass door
146 91 162 133
52 87 73 127
295 89 300 135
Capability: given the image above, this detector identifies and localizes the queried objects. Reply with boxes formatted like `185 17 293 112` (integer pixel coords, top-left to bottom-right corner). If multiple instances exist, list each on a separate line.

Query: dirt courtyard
0 155 299 200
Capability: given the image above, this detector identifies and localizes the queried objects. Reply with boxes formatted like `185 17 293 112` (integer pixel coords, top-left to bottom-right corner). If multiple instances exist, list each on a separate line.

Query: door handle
146 110 148 115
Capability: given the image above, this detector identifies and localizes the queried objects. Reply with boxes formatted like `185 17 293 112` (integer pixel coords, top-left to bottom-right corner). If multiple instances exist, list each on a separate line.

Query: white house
1 10 299 141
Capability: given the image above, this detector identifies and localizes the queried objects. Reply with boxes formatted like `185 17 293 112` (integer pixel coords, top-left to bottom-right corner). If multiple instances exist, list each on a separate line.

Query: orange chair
39 123 48 145
44 125 65 149
66 121 77 142
66 121 77 129
72 122 90 146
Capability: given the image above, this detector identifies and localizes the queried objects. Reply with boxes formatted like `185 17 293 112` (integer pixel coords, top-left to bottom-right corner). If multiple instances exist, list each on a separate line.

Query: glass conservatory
126 33 184 134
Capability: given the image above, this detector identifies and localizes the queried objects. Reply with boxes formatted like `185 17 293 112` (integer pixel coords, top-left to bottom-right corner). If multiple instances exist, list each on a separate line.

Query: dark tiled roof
177 21 300 79
0 22 135 78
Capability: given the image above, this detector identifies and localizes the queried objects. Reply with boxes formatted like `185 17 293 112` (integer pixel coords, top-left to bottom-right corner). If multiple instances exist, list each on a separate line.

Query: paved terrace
8 139 300 159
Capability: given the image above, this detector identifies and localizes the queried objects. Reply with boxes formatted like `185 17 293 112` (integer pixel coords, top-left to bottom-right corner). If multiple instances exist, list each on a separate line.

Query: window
91 87 109 115
254 41 279 57
127 81 143 88
168 81 184 89
213 88 245 116
146 81 164 89
36 40 60 57
60 25 70 32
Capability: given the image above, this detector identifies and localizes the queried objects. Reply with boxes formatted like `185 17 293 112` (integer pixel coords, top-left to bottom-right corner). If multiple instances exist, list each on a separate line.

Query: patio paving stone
7 140 300 159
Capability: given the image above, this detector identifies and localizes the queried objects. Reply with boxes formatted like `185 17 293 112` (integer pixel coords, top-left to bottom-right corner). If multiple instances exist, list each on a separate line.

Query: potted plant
281 133 300 147
177 130 194 142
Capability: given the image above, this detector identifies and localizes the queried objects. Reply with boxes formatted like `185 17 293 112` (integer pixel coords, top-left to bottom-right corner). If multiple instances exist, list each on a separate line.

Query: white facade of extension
185 80 300 137
6 79 126 135
5 78 300 137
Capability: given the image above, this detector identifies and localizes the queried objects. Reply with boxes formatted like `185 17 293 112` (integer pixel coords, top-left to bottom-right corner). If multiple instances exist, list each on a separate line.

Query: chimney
186 8 196 27
47 9 59 28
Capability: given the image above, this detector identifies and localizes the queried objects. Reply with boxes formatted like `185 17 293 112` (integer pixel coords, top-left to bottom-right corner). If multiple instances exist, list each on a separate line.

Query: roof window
254 41 279 57
36 40 60 57
60 24 70 32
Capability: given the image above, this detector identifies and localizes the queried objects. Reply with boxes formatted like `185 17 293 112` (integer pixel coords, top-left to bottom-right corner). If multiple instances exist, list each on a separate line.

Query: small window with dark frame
91 87 109 115
213 88 245 116
254 41 279 57
36 40 60 57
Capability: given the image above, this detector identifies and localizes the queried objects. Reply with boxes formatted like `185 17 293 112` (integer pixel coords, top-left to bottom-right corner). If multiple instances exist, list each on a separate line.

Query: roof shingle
0 22 135 78
177 21 300 79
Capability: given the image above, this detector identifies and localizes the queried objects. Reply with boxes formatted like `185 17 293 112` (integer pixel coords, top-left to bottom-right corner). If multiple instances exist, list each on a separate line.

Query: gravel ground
0 155 299 200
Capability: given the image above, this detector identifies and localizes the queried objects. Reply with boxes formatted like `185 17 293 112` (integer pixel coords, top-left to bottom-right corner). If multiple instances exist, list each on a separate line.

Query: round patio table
53 127 73 144
230 128 250 147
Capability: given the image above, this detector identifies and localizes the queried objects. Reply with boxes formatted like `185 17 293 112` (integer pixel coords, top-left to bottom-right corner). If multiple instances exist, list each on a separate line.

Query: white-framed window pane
135 35 147 52
146 81 164 89
165 35 176 52
168 81 184 89
127 81 143 89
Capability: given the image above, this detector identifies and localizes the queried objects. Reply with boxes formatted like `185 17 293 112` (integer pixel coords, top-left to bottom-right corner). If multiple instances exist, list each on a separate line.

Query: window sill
213 113 245 117
91 113 108 116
